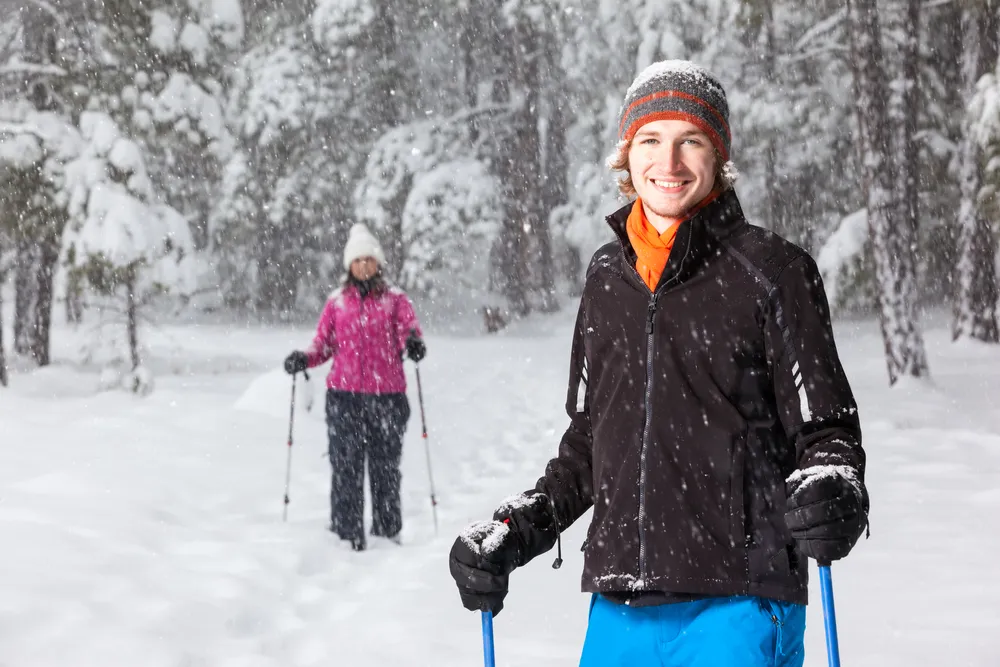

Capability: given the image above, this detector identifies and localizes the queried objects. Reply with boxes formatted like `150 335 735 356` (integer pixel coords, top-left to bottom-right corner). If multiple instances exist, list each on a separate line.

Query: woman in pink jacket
284 224 426 551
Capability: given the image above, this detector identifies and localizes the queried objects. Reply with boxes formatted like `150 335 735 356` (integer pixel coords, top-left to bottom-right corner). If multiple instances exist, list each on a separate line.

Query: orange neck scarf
626 191 720 292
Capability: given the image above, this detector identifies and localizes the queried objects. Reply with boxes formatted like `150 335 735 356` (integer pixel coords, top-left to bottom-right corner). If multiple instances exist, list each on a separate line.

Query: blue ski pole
818 561 841 667
481 611 496 667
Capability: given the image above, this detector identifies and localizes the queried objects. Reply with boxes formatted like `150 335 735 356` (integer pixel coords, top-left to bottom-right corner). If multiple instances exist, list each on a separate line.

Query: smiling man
449 60 869 667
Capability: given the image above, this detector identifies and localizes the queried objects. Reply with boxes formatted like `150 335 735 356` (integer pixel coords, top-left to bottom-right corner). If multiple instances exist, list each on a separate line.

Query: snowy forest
2 0 1000 390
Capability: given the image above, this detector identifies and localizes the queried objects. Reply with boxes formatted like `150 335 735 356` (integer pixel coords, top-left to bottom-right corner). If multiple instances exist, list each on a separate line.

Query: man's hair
606 139 737 198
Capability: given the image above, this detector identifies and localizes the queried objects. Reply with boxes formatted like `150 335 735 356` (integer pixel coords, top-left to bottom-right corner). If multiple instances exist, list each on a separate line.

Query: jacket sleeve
304 299 337 367
763 254 868 508
534 299 595 532
393 290 422 353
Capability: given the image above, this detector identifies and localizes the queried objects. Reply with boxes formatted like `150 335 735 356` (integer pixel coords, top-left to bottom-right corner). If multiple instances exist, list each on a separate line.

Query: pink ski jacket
304 284 422 394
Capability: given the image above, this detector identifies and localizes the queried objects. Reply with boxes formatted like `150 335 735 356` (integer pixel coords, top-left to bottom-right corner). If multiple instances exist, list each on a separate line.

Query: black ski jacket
535 189 866 605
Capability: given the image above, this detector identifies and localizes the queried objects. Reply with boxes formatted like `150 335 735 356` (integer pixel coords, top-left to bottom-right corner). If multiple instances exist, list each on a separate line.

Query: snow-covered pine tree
354 114 501 289
954 1 999 343
216 4 366 315
3 3 69 366
215 29 318 315
400 159 502 294
98 0 243 250
61 111 195 392
733 0 858 253
846 0 929 384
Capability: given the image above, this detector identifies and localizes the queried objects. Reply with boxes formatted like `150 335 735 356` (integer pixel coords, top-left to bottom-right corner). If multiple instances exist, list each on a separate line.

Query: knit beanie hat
342 223 386 270
617 60 731 161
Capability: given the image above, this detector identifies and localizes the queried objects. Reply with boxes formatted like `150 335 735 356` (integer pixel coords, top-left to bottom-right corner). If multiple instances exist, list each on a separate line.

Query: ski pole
818 561 841 667
481 611 496 667
283 369 308 521
414 362 439 535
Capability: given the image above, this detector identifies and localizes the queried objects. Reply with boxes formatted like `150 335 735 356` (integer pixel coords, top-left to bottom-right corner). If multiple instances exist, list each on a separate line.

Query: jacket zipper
358 291 368 390
608 208 697 591
638 297 657 587
613 216 699 589
613 233 659 590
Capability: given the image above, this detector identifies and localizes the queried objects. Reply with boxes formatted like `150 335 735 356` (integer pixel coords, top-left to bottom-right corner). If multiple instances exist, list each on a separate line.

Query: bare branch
0 60 66 77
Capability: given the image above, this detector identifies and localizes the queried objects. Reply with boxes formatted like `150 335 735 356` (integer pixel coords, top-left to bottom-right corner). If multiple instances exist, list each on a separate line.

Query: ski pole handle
818 561 841 667
481 611 496 667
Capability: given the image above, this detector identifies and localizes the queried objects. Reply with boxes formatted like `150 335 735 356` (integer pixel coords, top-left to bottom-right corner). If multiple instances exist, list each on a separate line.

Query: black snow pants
326 390 410 546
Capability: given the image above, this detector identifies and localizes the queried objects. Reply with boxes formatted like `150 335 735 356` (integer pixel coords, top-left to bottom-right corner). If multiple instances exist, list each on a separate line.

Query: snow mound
234 368 317 420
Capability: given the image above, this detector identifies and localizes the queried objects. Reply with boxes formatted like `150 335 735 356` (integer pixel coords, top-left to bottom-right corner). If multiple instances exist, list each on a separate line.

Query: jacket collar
605 188 747 292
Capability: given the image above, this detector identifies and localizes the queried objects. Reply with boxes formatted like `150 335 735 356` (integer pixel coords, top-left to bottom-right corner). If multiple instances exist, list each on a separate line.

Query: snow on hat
342 223 386 270
617 60 731 161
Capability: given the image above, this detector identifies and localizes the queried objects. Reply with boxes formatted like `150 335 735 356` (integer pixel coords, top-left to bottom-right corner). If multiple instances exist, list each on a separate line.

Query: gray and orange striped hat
617 60 731 161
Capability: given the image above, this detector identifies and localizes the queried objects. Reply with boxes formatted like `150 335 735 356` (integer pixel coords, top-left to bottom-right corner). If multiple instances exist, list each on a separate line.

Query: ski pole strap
481 610 496 667
818 562 841 667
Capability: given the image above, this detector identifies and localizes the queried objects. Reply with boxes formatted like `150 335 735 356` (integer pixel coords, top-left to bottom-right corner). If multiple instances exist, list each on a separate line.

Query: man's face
627 119 717 228
350 256 378 280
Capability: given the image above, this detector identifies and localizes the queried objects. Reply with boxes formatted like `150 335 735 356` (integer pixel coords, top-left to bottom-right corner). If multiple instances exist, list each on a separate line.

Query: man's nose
657 142 682 171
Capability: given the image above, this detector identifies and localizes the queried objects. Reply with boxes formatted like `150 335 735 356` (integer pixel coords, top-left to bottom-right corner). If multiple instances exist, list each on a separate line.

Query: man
448 60 869 666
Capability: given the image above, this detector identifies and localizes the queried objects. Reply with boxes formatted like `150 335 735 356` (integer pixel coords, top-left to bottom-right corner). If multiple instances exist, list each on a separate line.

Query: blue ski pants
579 594 806 667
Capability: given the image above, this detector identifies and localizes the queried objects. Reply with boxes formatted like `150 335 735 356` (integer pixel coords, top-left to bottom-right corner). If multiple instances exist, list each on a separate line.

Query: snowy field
1 305 999 666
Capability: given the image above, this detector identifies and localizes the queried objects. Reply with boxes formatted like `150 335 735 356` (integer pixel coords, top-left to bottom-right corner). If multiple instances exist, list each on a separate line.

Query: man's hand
785 466 867 562
449 520 522 616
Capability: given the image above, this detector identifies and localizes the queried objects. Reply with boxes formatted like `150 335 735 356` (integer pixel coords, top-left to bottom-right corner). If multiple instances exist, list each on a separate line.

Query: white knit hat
342 223 386 270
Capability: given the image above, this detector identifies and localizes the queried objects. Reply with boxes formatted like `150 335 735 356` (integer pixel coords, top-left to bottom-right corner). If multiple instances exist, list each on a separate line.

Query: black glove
405 332 426 362
283 351 308 375
785 467 868 563
449 520 521 616
449 491 557 616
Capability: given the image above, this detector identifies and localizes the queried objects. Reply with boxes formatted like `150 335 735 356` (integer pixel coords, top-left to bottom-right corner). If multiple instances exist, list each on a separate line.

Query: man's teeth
653 180 685 188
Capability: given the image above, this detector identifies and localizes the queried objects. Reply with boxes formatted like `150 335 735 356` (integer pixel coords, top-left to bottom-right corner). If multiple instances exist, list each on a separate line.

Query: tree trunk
897 0 921 217
369 0 405 269
255 223 299 317
12 2 63 366
896 0 923 314
0 269 7 388
758 0 782 240
491 69 530 316
30 234 59 366
13 239 38 357
515 14 556 312
460 2 480 144
953 2 1000 342
126 267 139 371
846 0 929 384
12 237 57 366
541 23 569 304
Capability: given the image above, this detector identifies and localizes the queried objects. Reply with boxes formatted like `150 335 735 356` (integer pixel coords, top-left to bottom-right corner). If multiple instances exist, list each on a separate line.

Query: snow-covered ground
1 306 999 666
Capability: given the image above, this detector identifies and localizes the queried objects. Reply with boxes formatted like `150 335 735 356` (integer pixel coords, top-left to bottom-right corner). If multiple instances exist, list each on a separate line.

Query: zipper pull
646 301 657 334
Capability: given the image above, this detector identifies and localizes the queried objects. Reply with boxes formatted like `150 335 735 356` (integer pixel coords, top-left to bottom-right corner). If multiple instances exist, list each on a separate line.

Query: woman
285 223 426 551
